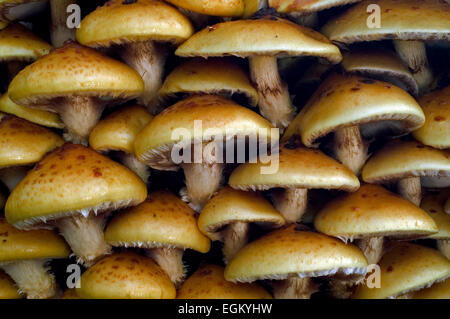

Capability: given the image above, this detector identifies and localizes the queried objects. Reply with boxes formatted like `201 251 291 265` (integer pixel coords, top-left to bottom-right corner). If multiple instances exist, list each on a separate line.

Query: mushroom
0 218 70 299
412 277 450 299
76 252 176 299
7 42 144 144
76 0 193 114
89 105 153 182
229 136 360 224
0 0 46 22
198 186 285 263
321 0 450 94
105 191 210 286
49 0 76 47
177 264 272 299
59 288 79 299
159 58 258 107
134 94 275 211
362 140 450 206
224 225 368 299
283 73 425 174
413 85 450 149
353 242 450 299
0 113 63 191
176 16 342 129
5 143 148 265
0 269 21 299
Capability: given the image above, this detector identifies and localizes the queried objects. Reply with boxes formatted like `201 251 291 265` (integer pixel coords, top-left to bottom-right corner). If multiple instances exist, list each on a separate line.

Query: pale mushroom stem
6 61 25 83
333 125 367 175
355 237 384 265
146 247 185 287
221 222 250 264
117 152 149 183
177 8 211 29
393 40 433 94
50 0 76 47
249 55 294 129
328 275 365 299
56 214 111 266
0 166 29 192
397 177 422 206
290 12 318 28
2 259 57 299
120 41 166 115
3 1 47 21
437 240 449 259
272 188 308 224
272 277 319 299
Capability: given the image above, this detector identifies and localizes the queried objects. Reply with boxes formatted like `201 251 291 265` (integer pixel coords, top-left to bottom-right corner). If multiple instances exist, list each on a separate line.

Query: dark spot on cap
429 209 437 213
351 87 360 91
123 0 136 3
198 269 212 276
387 265 394 272
434 116 445 122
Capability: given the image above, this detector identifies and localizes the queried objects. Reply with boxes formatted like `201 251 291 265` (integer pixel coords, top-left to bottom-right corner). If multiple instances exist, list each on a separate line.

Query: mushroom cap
105 191 210 253
229 139 360 191
198 186 285 241
269 0 362 14
0 0 45 21
134 94 274 170
8 42 144 108
224 225 368 283
76 0 193 48
362 140 450 184
0 114 63 168
76 252 176 299
0 23 50 61
421 191 450 240
5 143 148 229
159 58 259 107
0 218 70 263
413 86 450 149
89 105 153 154
321 0 450 45
175 17 342 64
0 269 21 299
353 242 450 299
412 277 450 299
165 0 245 17
177 264 272 299
314 184 438 241
283 73 425 147
0 93 64 129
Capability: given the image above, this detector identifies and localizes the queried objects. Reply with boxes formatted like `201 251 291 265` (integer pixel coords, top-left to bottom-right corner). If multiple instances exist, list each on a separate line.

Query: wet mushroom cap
165 0 245 17
5 143 148 228
283 73 425 146
76 0 194 48
177 264 272 299
420 191 450 240
412 277 450 299
353 242 450 299
105 191 210 253
0 269 21 299
314 184 438 241
269 0 362 14
76 252 176 299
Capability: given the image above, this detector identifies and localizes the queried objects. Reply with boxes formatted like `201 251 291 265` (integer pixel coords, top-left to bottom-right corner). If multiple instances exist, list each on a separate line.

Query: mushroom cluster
0 0 449 300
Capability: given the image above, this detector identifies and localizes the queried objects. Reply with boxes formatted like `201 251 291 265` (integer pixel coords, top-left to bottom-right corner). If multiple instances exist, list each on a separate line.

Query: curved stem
118 152 149 183
146 247 185 287
398 177 422 206
0 166 29 192
50 0 76 47
272 277 318 299
333 125 367 175
272 188 307 224
355 237 384 265
222 222 250 264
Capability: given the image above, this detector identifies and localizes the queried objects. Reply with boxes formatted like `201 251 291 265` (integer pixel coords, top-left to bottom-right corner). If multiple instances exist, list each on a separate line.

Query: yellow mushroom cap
421 191 450 240
134 94 274 170
5 143 148 228
0 218 70 262
412 277 450 299
166 0 245 17
177 264 272 299
0 93 64 129
362 140 450 184
198 186 285 241
105 191 210 253
322 0 450 44
269 0 361 14
76 252 176 299
225 225 368 282
413 86 450 149
0 114 63 168
353 242 450 299
283 73 425 146
176 17 342 64
0 269 21 299
159 58 258 106
8 42 144 107
89 105 153 154
76 0 193 48
314 184 438 241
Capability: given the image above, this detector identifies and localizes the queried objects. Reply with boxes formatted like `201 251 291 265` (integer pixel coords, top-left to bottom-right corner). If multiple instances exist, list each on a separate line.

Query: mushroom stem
272 277 318 299
0 166 29 192
397 177 422 206
1 259 57 299
437 240 449 259
221 221 250 264
393 40 433 94
117 152 149 183
120 41 166 114
249 55 294 129
333 125 367 175
146 247 185 287
355 237 384 265
177 8 211 29
272 188 308 224
56 214 111 266
290 12 318 28
328 274 365 299
50 0 76 47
